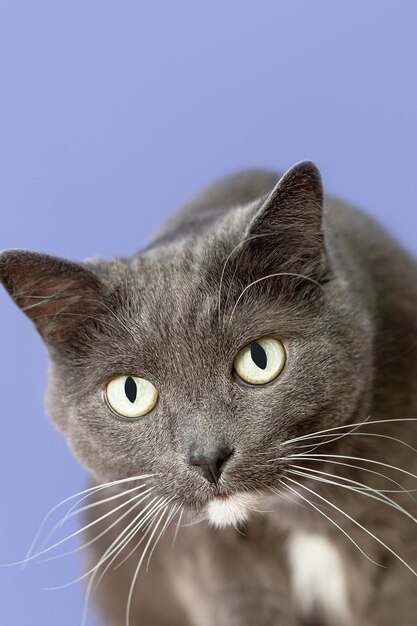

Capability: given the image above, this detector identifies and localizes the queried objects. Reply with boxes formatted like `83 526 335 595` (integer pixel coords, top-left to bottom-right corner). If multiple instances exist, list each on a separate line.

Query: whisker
40 487 155 563
113 497 176 572
125 508 169 626
47 496 169 595
280 416 374 447
283 476 417 577
217 234 269 324
266 484 311 512
228 271 324 325
80 496 166 626
288 463 415 494
146 504 181 572
281 418 417 447
36 482 151 559
287 416 374 455
287 453 417 483
180 510 207 528
172 508 184 548
287 467 417 525
111 498 173 572
293 431 417 456
19 474 155 568
278 480 382 566
19 488 153 567
280 455 416 497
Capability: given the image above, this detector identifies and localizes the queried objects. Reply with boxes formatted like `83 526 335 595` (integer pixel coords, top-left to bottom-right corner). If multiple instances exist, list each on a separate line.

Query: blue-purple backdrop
1 1 416 624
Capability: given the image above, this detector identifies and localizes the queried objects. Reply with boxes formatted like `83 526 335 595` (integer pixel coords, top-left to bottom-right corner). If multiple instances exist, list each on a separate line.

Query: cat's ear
244 161 326 277
0 249 107 346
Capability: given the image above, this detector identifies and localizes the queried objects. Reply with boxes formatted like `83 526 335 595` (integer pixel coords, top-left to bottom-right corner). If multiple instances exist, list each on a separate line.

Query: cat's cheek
44 372 72 432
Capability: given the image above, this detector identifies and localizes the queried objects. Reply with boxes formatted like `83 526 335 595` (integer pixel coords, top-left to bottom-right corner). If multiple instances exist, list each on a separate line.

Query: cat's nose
188 445 234 485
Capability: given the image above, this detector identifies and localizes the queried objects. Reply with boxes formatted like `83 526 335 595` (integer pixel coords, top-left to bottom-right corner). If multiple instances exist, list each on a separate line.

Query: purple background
1 1 416 624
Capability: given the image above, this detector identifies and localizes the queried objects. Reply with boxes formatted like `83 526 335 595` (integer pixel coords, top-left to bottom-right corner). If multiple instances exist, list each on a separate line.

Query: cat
1 160 417 626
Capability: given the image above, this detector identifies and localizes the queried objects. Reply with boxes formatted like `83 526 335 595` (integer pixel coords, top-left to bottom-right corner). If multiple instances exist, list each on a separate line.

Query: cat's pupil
250 342 267 370
124 377 137 403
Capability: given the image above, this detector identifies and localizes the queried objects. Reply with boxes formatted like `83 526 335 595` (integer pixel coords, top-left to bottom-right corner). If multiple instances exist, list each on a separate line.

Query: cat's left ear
0 249 108 348
244 160 326 278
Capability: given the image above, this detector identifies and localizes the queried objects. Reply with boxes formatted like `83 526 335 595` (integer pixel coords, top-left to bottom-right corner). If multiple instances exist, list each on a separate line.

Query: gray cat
1 161 417 625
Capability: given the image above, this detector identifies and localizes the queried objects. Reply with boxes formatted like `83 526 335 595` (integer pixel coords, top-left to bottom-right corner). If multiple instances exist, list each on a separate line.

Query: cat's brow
227 271 325 327
217 233 273 324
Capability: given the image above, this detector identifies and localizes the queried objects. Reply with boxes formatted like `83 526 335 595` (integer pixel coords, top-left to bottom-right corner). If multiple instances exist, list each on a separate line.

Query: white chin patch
205 493 258 528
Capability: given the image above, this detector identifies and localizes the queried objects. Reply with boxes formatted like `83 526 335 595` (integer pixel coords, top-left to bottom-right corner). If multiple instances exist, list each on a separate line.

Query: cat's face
0 162 373 527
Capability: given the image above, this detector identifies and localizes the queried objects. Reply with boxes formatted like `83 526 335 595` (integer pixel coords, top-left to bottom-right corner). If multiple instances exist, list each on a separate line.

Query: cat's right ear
243 161 327 279
0 249 107 347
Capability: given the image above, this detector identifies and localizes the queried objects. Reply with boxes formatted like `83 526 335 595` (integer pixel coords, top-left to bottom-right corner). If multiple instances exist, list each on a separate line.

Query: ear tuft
0 249 106 344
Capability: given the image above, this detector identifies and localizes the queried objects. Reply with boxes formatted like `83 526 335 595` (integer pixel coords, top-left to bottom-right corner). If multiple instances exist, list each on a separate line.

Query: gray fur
1 161 417 625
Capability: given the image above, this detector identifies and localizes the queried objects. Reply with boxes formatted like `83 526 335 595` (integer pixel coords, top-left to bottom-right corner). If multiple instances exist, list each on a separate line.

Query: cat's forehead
88 241 229 385
104 237 307 362
127 234 235 304
95 212 328 381
129 204 251 283
122 243 224 334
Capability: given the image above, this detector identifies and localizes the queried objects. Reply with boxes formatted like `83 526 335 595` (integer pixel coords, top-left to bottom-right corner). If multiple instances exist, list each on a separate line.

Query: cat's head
0 162 373 527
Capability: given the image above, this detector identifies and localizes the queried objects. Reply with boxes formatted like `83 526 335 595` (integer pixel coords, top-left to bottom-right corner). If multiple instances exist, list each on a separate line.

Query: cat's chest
175 524 356 626
287 531 353 626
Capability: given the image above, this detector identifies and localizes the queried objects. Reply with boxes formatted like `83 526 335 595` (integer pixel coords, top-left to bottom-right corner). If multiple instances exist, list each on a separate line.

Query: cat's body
1 163 417 625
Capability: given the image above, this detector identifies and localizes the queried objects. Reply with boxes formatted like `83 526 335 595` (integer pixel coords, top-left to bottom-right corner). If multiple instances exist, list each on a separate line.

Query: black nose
188 446 234 485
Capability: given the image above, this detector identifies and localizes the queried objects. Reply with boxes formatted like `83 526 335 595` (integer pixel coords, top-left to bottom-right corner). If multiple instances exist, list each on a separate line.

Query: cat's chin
205 493 260 529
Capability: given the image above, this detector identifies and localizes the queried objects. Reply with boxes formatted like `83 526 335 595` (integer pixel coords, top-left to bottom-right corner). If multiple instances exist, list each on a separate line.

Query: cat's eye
233 337 286 385
105 375 158 418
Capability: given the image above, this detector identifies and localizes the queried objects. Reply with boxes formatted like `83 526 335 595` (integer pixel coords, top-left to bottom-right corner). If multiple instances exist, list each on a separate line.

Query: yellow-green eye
105 375 158 418
233 337 286 385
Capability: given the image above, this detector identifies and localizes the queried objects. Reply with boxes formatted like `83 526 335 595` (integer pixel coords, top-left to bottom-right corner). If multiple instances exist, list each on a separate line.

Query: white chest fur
287 531 352 625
